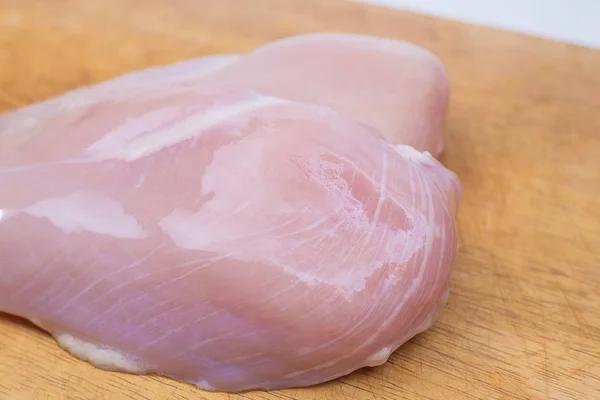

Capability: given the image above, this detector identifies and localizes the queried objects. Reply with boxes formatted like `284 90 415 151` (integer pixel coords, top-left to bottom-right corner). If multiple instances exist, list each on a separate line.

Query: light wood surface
1 0 599 399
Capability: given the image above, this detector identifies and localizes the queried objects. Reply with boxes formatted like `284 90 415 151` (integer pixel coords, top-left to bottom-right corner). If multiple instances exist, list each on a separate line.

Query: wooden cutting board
1 0 599 399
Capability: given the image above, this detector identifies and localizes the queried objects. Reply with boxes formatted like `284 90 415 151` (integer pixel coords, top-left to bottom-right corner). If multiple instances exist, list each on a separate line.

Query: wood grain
1 0 599 399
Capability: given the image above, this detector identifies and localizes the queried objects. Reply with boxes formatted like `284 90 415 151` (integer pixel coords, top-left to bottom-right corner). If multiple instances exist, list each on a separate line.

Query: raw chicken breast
0 37 460 392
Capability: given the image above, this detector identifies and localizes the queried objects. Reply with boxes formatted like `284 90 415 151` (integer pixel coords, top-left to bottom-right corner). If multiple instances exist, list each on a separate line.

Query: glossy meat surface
0 33 460 392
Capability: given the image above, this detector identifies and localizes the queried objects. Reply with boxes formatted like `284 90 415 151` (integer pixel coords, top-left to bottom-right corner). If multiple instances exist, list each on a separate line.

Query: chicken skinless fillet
0 33 460 392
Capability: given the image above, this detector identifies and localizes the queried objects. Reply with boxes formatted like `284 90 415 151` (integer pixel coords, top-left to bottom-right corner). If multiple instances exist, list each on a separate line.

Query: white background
352 0 600 49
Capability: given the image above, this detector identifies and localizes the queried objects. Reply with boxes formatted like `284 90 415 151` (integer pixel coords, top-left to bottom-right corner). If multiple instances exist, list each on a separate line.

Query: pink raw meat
0 35 460 392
